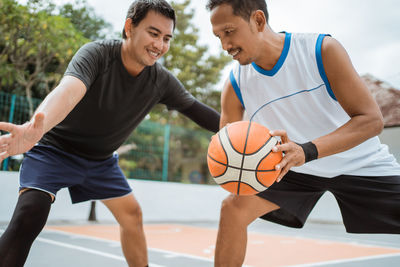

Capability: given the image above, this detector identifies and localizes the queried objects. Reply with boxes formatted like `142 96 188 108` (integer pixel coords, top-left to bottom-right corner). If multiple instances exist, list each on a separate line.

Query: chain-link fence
0 91 214 184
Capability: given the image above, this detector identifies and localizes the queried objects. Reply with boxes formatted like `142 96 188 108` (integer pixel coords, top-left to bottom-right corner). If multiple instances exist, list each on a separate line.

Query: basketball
207 121 282 195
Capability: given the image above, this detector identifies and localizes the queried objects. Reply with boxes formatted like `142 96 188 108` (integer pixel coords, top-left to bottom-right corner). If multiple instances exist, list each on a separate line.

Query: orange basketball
207 121 282 195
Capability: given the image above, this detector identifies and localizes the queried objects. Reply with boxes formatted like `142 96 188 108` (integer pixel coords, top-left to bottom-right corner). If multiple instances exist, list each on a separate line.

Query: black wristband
297 142 318 163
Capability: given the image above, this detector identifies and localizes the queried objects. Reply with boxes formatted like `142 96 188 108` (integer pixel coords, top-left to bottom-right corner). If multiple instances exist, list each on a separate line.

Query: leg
0 189 52 267
215 194 279 267
102 193 148 267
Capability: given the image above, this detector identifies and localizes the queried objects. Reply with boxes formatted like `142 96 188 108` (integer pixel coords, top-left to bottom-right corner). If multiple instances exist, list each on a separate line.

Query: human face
124 10 173 69
210 4 259 65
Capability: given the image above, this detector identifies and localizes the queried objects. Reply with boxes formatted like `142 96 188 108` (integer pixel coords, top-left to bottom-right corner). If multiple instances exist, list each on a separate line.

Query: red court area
46 224 400 267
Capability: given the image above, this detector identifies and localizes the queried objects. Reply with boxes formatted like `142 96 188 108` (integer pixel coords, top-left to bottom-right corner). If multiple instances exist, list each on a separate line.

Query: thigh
20 144 86 198
332 174 400 234
221 193 280 226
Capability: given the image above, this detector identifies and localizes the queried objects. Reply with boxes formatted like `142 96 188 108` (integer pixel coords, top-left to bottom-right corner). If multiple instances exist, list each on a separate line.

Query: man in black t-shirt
0 1 220 266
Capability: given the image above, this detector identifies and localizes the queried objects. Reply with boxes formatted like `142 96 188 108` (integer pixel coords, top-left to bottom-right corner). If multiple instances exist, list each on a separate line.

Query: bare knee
119 203 144 230
219 195 253 227
219 194 278 227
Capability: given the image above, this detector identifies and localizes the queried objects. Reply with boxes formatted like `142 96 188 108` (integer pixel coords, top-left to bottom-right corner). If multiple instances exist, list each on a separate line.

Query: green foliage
58 0 116 40
0 0 89 113
149 0 231 127
0 0 225 182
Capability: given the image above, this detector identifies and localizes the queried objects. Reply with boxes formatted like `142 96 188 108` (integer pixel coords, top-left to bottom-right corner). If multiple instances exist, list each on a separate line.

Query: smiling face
123 10 173 72
210 4 261 65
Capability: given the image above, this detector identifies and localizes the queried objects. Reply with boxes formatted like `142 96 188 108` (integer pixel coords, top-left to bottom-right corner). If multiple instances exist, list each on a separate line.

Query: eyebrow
213 24 235 35
148 26 173 38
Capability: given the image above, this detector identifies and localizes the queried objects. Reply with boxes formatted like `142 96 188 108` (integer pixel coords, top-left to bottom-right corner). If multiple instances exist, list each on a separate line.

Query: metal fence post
2 94 17 171
162 124 171 181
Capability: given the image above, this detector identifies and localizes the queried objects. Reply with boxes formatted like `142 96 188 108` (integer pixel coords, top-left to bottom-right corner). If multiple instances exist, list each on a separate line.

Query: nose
221 37 232 52
153 37 164 51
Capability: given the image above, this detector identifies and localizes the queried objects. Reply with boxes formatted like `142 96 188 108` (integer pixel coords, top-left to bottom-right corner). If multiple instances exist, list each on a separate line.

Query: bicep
57 76 87 105
220 78 244 128
321 37 381 119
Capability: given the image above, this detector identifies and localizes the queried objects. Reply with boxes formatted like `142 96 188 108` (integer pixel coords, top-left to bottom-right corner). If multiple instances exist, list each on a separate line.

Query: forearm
34 76 86 133
179 100 220 133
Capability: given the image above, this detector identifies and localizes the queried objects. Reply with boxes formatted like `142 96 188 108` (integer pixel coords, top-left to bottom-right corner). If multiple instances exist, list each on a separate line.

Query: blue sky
21 0 400 88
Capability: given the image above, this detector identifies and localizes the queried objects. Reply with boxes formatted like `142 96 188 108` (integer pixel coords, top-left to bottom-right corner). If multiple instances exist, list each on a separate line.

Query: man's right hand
0 112 45 163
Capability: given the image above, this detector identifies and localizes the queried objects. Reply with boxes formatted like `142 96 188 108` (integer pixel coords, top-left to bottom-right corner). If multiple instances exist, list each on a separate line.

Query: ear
124 18 133 38
253 10 267 32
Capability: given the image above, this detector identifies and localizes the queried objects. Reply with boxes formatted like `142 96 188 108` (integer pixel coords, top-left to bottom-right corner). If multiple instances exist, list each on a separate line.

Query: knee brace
0 189 52 267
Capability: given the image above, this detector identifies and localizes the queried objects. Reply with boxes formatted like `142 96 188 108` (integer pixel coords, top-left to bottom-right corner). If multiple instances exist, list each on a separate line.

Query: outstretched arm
272 36 384 181
179 78 245 133
0 76 86 163
179 99 220 133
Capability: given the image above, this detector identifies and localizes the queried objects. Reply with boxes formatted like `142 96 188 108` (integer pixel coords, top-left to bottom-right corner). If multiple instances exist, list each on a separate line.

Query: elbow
371 114 384 136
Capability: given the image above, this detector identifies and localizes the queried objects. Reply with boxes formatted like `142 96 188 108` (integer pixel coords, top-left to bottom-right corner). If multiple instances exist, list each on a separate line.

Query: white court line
37 237 126 261
43 228 254 267
286 252 400 267
0 228 165 267
36 237 166 267
44 228 217 263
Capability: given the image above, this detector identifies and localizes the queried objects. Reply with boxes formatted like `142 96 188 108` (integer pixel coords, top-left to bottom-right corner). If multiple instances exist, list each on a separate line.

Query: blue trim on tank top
316 34 337 101
251 32 292 76
229 70 245 108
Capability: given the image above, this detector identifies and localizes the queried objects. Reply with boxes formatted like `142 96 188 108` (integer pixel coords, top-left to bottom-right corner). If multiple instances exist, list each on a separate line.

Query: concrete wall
0 171 342 225
379 127 400 161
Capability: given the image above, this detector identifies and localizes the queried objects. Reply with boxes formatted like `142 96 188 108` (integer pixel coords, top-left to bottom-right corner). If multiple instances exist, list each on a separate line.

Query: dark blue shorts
19 144 132 203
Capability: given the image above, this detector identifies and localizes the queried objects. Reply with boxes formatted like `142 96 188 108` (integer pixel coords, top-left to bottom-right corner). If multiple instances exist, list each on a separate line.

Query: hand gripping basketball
207 121 283 195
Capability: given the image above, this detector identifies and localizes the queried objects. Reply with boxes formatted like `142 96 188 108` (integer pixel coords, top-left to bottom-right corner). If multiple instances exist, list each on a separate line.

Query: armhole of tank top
315 34 337 101
229 68 245 108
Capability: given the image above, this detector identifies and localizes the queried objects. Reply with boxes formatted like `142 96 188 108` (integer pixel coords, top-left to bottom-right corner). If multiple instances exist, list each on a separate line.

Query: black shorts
257 171 400 234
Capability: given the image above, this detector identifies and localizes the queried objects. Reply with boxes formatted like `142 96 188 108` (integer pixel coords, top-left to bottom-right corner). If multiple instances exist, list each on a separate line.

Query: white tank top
230 32 400 178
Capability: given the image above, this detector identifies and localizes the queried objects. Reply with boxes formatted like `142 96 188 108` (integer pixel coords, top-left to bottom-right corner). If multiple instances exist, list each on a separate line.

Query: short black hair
122 0 176 39
206 0 269 23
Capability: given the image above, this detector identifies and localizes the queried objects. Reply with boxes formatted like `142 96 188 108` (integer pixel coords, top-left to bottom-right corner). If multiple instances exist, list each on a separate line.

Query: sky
21 0 400 89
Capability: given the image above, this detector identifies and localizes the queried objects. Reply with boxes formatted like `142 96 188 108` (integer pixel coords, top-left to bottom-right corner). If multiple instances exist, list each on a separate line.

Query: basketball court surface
2 220 399 267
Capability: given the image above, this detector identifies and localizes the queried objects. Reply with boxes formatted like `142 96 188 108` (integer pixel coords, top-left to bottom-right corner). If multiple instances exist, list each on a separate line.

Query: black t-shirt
40 40 195 160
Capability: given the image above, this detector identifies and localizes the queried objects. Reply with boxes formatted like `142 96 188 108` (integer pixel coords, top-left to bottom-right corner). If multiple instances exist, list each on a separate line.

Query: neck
254 29 285 70
121 39 145 77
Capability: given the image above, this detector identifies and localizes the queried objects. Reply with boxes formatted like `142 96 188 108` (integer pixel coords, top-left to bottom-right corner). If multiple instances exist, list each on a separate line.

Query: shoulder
315 34 343 54
77 39 122 58
153 62 172 75
290 32 329 53
320 36 350 66
152 62 179 83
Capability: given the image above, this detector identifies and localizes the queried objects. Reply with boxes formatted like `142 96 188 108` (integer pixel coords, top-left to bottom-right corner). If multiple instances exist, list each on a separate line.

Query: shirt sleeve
64 42 103 91
159 66 195 111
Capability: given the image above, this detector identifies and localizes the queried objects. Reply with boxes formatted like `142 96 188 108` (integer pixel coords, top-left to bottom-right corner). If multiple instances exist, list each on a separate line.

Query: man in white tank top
207 0 400 266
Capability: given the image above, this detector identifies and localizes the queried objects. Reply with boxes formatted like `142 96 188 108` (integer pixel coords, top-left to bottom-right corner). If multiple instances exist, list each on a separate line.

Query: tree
0 0 89 114
58 0 116 40
148 0 231 127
